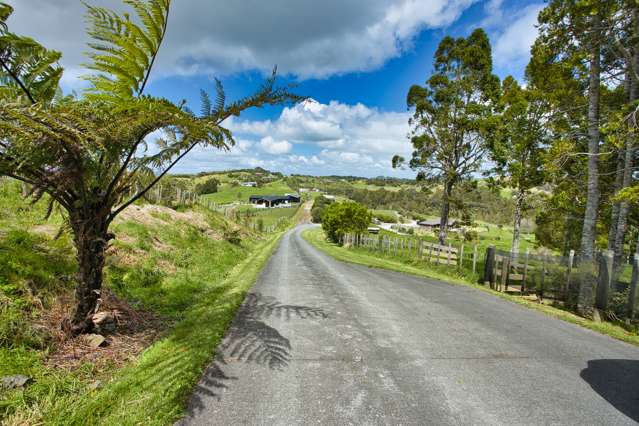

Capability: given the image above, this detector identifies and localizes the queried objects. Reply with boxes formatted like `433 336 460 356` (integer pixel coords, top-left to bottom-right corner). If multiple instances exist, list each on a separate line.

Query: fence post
472 245 478 274
394 238 398 256
484 246 496 286
459 244 464 270
596 250 614 311
419 240 424 260
501 255 510 292
522 248 530 293
628 254 638 319
540 253 547 300
565 249 575 302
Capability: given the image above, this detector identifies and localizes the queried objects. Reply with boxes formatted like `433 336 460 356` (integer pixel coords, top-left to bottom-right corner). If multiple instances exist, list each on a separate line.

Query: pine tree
393 29 499 244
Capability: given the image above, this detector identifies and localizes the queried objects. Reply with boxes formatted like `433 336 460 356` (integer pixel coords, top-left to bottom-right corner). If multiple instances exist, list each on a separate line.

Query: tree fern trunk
69 209 113 334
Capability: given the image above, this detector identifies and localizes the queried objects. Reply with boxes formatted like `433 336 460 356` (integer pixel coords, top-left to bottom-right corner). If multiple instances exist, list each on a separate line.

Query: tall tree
489 76 549 256
393 29 499 244
0 1 300 333
608 3 639 266
536 0 616 260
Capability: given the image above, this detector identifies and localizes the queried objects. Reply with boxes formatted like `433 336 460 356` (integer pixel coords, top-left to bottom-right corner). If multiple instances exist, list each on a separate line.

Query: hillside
0 178 300 424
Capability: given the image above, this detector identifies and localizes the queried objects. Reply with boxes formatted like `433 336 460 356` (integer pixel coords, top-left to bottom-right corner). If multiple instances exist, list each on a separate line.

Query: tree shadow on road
580 359 639 423
185 292 328 414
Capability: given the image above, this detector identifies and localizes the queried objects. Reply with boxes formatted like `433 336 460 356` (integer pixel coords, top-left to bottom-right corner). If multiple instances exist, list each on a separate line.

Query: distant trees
195 177 220 195
0 1 299 333
321 201 371 244
393 29 499 244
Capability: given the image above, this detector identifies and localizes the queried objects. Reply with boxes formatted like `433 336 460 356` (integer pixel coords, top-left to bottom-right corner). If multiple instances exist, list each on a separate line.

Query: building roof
417 218 458 227
249 194 300 202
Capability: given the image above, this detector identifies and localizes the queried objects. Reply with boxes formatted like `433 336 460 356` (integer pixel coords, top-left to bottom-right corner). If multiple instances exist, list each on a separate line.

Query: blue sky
8 0 544 178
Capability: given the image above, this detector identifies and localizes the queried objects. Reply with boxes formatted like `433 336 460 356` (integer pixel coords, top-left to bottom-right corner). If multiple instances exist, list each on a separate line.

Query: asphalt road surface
181 225 639 426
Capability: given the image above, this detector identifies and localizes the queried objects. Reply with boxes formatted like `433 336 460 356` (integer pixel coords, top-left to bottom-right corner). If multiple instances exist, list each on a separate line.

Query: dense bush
321 201 372 244
195 177 220 195
311 196 334 223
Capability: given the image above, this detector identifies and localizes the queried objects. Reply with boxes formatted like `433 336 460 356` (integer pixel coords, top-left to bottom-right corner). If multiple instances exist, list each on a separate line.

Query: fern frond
0 6 63 104
200 89 211 117
83 0 170 99
213 78 225 115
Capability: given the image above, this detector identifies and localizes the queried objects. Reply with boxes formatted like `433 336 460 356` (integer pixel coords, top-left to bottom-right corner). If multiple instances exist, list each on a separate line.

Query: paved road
181 225 639 426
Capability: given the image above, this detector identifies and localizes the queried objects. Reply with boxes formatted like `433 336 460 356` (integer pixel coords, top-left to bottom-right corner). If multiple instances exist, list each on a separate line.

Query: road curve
181 225 639 426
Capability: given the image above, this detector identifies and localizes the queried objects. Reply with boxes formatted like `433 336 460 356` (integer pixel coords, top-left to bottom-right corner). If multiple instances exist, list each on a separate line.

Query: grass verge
47 231 284 425
303 227 639 347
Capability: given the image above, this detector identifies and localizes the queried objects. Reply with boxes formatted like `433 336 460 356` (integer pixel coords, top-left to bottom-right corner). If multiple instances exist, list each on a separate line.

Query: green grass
303 227 639 347
201 180 293 205
44 232 285 425
0 178 296 424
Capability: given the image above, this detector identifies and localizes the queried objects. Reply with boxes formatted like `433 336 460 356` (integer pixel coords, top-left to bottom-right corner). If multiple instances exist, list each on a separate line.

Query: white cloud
6 0 477 82
226 98 412 176
491 4 544 72
259 136 292 155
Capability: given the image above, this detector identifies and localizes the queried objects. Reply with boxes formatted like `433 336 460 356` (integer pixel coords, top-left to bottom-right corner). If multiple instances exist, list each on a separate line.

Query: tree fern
0 0 301 333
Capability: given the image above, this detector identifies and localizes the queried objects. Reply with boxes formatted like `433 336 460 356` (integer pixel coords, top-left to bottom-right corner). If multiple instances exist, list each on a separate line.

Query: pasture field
201 180 293 205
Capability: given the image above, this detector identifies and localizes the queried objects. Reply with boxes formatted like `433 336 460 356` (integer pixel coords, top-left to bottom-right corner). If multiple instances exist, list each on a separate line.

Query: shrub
464 229 478 242
195 177 219 195
321 201 372 244
311 196 334 223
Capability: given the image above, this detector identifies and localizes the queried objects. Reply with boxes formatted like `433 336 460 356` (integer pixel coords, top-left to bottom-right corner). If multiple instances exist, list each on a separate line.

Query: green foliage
394 29 499 242
84 0 170 98
310 195 334 223
0 4 63 104
372 211 397 224
321 201 371 244
194 177 219 195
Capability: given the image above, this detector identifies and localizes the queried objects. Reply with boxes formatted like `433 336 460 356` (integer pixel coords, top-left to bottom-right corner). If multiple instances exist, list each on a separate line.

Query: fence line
342 232 639 322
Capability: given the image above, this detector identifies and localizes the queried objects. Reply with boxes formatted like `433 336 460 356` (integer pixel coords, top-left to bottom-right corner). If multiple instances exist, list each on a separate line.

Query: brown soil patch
31 224 58 238
41 290 166 371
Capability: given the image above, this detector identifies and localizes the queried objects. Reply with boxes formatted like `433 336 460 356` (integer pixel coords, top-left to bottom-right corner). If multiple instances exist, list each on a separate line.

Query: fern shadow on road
185 292 328 413
580 359 639 423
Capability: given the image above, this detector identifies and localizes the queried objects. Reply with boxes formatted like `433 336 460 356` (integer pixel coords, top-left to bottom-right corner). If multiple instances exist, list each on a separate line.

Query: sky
6 0 544 178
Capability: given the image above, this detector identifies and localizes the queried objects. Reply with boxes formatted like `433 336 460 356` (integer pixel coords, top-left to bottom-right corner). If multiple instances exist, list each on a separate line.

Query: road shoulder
302 227 639 348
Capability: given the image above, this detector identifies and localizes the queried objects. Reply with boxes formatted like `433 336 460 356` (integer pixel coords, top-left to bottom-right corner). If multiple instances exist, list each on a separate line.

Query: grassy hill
0 178 300 424
201 180 294 205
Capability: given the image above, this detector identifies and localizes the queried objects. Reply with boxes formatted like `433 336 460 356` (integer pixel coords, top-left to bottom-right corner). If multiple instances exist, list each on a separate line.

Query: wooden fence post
540 253 547 300
447 242 452 266
565 249 575 302
596 250 614 311
459 244 464 270
628 254 638 319
522 248 530 293
484 246 495 286
501 255 510 292
419 240 424 260
472 245 478 274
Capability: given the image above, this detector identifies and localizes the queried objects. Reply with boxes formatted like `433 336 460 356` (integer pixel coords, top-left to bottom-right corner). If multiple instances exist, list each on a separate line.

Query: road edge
302 227 639 348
